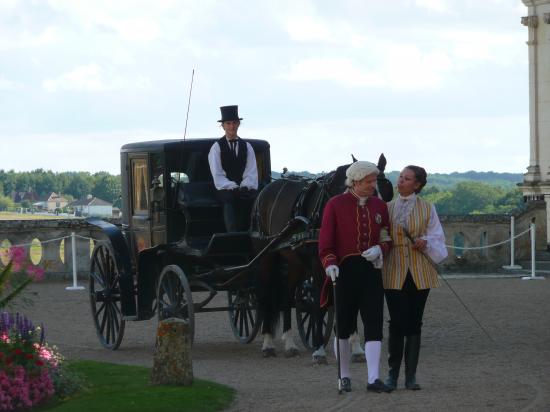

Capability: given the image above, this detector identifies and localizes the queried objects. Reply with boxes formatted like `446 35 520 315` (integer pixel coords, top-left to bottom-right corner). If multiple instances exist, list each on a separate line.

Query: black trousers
216 188 256 232
335 256 384 342
384 272 430 336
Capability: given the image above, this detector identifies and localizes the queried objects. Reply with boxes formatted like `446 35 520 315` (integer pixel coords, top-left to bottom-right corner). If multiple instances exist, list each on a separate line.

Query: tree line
0 169 525 215
0 169 121 210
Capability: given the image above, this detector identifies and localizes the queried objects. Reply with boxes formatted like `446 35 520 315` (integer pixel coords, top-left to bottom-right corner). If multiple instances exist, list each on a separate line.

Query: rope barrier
445 227 532 250
74 234 104 242
1 235 71 248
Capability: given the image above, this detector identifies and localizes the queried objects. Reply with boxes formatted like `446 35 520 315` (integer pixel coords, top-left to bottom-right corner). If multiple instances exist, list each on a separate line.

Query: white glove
325 265 339 281
362 245 382 262
362 245 383 269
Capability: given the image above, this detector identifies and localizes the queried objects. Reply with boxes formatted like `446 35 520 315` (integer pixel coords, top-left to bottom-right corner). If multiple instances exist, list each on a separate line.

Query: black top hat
218 105 243 122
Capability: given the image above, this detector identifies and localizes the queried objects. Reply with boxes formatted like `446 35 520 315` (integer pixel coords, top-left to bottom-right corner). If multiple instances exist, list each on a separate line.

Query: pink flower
25 265 45 281
8 247 26 272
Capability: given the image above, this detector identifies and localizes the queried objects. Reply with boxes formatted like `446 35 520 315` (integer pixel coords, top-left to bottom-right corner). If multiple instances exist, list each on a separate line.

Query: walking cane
332 279 342 394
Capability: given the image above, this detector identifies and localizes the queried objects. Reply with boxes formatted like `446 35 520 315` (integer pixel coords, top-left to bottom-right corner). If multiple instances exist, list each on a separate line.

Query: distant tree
0 195 14 210
92 173 121 205
0 170 17 196
65 173 93 199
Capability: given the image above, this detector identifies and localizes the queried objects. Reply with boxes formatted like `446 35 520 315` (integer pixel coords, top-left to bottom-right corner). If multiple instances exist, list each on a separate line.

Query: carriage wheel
157 265 195 343
89 241 126 350
295 277 334 351
228 286 262 344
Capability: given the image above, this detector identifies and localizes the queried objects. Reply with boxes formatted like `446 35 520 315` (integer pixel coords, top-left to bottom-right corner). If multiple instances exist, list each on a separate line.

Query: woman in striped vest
382 165 448 391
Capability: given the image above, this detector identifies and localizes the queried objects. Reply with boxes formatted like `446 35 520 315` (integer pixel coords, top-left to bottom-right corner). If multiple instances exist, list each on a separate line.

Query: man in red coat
319 161 392 393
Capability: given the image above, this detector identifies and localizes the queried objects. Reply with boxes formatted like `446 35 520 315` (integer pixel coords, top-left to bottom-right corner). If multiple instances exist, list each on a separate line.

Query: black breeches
384 272 430 336
335 257 384 342
216 189 256 232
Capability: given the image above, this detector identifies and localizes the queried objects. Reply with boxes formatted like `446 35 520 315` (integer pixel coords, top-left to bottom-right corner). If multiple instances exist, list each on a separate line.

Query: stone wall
0 219 111 279
0 202 546 277
439 201 546 272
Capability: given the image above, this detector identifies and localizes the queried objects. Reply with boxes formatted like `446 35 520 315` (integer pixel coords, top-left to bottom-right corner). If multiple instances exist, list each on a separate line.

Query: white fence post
66 232 85 290
522 223 544 280
502 215 522 270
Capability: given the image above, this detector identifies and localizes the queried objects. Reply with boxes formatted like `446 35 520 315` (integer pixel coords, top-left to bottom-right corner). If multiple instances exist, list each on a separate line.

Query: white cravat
395 193 416 229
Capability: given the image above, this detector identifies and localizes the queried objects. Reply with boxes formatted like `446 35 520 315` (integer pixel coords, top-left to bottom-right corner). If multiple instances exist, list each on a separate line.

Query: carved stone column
520 0 550 248
521 14 540 182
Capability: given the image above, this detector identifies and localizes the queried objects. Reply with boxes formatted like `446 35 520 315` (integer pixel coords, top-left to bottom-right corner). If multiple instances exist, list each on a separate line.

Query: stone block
150 318 193 386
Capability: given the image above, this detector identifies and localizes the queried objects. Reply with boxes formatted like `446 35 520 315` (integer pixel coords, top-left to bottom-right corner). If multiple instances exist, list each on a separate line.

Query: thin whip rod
183 69 195 140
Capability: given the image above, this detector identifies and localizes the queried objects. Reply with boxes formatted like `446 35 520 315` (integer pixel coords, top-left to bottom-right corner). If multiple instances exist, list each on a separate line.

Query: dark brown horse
251 155 393 362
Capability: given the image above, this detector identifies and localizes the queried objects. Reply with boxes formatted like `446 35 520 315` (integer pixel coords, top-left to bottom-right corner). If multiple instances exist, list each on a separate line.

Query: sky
0 0 531 175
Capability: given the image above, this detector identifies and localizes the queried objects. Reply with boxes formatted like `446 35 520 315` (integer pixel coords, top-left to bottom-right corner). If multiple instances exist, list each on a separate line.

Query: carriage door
129 155 152 253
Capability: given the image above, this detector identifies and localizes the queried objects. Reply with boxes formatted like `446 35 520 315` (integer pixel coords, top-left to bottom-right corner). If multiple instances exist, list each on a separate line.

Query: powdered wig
345 161 379 187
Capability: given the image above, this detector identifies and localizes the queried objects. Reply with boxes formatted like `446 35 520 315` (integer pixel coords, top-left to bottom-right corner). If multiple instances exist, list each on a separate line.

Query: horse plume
377 153 387 173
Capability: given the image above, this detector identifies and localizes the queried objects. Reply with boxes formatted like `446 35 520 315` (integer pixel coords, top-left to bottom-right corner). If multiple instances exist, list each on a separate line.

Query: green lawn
37 360 235 412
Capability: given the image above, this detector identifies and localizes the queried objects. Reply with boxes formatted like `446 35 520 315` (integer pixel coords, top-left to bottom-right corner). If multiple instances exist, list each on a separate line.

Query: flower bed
0 247 79 411
0 312 56 410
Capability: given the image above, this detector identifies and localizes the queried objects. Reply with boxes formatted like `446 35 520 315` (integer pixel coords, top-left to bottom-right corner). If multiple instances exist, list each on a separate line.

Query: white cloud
414 0 450 13
0 76 18 91
281 58 383 87
283 15 332 42
0 26 60 51
42 63 152 93
281 43 452 91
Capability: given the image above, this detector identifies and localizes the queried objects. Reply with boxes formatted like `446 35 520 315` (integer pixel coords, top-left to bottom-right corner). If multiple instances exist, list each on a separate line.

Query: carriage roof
120 138 270 154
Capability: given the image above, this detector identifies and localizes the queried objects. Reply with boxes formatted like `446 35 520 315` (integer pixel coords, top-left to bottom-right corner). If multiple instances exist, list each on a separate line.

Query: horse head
325 153 394 202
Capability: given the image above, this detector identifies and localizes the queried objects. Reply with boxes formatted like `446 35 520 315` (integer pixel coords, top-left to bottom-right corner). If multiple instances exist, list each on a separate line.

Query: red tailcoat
319 190 392 269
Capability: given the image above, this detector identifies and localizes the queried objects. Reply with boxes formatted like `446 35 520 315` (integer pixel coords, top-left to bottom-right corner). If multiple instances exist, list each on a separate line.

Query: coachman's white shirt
207 138 259 190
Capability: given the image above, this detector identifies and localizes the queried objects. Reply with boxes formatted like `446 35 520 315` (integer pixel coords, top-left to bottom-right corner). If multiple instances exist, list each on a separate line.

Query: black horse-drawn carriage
88 138 337 351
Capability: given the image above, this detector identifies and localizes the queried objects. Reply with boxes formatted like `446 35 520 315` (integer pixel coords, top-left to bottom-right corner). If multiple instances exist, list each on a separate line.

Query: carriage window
171 172 189 185
132 158 149 215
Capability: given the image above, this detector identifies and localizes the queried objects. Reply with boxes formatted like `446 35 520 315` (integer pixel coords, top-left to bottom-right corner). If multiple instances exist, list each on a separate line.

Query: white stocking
333 337 351 378
365 340 381 384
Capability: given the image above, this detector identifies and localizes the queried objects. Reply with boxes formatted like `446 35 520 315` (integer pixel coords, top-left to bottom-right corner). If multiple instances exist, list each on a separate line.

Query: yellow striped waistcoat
382 197 440 290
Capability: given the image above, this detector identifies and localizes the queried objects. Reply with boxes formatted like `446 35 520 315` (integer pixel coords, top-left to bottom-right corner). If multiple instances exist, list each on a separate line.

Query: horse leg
311 308 328 364
309 259 328 365
258 254 278 357
282 307 300 358
281 255 301 358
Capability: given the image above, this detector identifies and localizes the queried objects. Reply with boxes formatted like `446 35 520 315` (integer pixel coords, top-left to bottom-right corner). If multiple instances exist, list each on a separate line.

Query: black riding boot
404 334 421 390
222 203 237 232
385 332 404 391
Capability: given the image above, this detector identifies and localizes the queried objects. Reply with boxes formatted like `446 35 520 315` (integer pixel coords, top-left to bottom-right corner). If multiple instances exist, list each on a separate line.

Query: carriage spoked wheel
227 286 262 344
89 241 126 350
157 265 195 343
295 276 334 351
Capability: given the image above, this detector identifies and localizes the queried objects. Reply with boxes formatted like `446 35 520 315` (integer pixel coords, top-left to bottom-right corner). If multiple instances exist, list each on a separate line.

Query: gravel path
12 275 550 411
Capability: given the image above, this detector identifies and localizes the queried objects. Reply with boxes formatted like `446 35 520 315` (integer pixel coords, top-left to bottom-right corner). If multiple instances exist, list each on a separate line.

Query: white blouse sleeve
207 142 239 190
239 142 258 190
420 204 448 264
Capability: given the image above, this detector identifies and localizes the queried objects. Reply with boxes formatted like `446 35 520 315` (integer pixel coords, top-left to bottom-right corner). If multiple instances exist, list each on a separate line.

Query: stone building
69 195 113 218
519 0 550 248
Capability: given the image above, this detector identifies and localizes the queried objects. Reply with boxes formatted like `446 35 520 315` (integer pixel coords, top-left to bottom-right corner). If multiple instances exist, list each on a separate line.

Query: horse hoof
351 353 366 363
312 355 328 365
262 348 276 358
284 348 300 358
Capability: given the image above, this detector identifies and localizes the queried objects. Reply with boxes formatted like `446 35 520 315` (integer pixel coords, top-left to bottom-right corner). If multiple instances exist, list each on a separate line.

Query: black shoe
405 378 421 390
385 376 397 392
367 379 392 393
340 377 352 392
